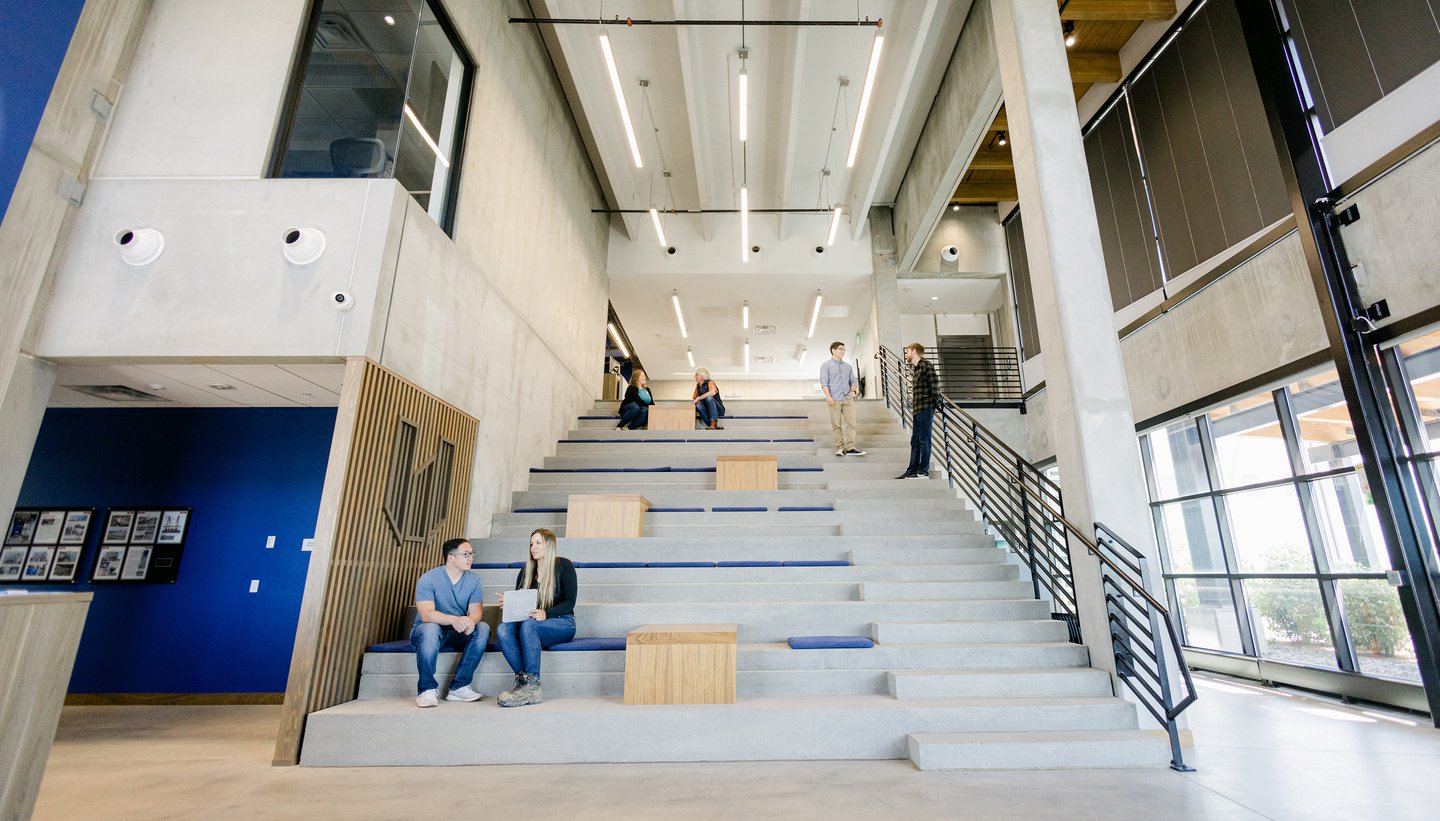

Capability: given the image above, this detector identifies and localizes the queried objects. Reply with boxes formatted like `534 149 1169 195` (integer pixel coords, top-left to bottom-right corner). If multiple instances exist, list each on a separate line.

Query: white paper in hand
502 588 539 622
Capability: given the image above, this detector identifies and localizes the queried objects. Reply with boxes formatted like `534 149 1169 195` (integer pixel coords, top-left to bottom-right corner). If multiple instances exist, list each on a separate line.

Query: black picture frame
91 507 192 584
3 508 95 585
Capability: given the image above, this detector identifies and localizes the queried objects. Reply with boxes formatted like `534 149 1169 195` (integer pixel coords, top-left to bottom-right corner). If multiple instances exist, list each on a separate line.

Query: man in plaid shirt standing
898 342 939 480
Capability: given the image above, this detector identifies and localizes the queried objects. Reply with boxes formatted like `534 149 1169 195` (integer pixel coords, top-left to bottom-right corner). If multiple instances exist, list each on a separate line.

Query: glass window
1147 420 1209 499
1338 579 1420 683
1287 369 1363 472
1154 500 1226 573
1398 329 1440 451
1226 485 1314 572
1173 577 1245 654
1209 392 1292 488
1245 578 1338 669
1310 474 1390 571
275 0 470 232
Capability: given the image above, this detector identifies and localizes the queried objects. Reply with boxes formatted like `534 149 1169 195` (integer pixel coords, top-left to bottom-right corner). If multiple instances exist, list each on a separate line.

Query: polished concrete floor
31 674 1440 820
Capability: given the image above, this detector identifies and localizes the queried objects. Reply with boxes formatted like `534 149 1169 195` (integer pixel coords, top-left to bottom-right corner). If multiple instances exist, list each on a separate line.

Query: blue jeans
496 613 576 677
695 396 722 426
617 404 648 429
410 620 490 694
908 407 935 475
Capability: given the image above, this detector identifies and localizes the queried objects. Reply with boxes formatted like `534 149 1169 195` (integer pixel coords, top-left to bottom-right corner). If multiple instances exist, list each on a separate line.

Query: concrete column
868 206 902 355
989 0 1163 676
0 356 56 520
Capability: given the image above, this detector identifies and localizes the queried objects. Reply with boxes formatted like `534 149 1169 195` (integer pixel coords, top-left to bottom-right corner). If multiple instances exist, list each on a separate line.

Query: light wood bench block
647 403 695 431
565 494 652 538
624 624 738 705
716 454 778 491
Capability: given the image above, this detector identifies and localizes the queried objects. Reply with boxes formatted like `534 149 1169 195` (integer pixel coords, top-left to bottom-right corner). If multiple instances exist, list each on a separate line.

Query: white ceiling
536 0 973 379
897 275 1007 315
49 363 345 408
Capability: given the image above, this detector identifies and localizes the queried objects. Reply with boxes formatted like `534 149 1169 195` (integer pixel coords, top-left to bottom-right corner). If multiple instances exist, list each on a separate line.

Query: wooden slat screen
273 358 477 765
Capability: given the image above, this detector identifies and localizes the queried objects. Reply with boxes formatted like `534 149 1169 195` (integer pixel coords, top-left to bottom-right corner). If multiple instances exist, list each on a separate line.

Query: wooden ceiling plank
1067 51 1122 83
1061 0 1176 21
951 179 1020 203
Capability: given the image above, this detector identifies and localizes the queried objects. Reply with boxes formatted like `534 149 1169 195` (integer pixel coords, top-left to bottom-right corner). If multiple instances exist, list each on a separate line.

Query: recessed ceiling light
148 384 166 391
208 384 236 391
384 14 395 25
931 296 939 301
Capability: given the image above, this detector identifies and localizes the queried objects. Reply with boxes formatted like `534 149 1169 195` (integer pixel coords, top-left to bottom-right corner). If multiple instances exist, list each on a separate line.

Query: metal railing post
972 421 985 520
1019 457 1039 600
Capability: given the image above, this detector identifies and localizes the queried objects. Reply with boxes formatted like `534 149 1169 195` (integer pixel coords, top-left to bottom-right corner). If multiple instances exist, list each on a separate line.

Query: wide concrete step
888 667 1112 699
906 729 1170 770
526 475 827 491
477 599 1055 641
538 455 823 469
860 580 1033 601
872 620 1070 644
471 536 1002 564
472 563 1019 586
555 441 822 455
490 522 843 538
511 489 839 509
823 480 959 496
357 642 1093 700
568 427 910 442
835 498 973 513
841 520 983 537
301 695 1143 765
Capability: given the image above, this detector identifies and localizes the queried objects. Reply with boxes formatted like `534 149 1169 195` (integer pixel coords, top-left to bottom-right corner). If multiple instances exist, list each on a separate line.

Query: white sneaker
445 685 484 702
835 448 845 456
415 689 439 708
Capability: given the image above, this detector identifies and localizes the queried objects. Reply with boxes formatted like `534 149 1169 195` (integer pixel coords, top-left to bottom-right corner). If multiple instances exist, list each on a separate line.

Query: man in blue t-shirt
410 537 489 707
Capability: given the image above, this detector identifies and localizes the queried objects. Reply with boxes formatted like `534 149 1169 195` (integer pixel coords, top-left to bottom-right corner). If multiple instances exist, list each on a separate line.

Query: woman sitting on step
692 368 724 430
615 369 653 430
495 527 578 707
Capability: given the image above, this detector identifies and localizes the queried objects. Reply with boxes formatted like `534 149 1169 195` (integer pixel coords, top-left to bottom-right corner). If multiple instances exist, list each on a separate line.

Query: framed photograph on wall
103 510 135 544
92 546 125 581
48 547 83 582
156 510 189 545
130 510 161 544
0 546 28 581
120 545 153 581
22 546 55 580
33 510 64 544
6 510 38 545
60 510 93 544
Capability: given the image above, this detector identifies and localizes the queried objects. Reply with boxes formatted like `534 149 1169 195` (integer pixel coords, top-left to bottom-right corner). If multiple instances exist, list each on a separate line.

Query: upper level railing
914 345 1025 408
876 344 1197 772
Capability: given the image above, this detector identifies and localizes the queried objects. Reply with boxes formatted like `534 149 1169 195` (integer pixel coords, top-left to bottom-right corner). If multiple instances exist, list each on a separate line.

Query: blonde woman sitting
495 527 577 707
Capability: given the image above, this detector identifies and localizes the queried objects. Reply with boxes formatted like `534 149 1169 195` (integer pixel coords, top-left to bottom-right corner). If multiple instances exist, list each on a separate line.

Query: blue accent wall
0 0 86 222
16 407 336 693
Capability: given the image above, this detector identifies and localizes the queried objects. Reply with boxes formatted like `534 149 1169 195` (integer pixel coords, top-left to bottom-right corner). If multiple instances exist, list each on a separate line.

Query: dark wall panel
1287 0 1440 132
1005 213 1042 360
1085 100 1163 310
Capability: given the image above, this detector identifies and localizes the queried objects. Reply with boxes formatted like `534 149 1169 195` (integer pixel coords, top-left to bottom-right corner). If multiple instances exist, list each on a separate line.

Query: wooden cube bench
647 403 695 431
716 454 778 491
623 623 737 705
565 494 652 538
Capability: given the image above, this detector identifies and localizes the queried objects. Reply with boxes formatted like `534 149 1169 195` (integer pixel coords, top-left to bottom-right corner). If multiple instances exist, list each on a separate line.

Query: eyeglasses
456 552 474 558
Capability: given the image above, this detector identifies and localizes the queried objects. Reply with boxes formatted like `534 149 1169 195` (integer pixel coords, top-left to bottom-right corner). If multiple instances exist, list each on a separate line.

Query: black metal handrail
922 344 1025 405
876 344 1197 771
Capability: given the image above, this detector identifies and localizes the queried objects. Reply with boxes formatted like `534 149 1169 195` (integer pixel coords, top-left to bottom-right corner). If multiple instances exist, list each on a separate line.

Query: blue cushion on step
787 635 875 649
547 637 627 651
649 507 705 513
717 561 783 567
512 508 565 513
368 638 501 653
782 560 850 567
573 562 645 568
473 563 512 569
777 506 833 512
645 561 717 568
712 506 767 512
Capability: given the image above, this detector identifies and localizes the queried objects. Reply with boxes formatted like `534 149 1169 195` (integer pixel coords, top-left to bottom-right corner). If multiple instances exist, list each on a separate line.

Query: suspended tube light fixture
807 290 823 338
845 34 884 168
599 33 644 167
672 290 688 338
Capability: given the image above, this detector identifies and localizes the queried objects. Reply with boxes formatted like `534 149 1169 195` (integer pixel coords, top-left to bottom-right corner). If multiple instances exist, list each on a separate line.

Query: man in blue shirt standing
410 537 489 707
820 341 866 458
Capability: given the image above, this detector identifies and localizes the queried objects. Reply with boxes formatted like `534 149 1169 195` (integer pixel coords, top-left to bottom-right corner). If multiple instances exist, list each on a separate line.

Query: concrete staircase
299 399 1169 769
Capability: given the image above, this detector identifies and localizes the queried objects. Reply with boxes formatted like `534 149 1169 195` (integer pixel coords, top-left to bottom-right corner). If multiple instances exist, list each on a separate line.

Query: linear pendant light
740 187 750 262
599 33 644 167
807 290 823 338
826 206 843 246
744 338 751 373
672 290 688 338
649 207 667 246
845 35 884 168
607 322 629 358
742 300 750 331
686 347 695 368
738 68 749 142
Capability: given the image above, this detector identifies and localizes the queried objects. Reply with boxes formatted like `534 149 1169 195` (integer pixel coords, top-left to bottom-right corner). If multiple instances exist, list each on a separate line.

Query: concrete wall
648 379 824 402
1346 139 1440 326
890 0 998 271
92 0 305 178
912 205 1008 275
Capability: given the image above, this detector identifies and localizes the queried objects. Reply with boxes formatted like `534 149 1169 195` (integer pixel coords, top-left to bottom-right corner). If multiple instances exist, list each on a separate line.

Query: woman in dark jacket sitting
496 527 577 707
615 370 653 430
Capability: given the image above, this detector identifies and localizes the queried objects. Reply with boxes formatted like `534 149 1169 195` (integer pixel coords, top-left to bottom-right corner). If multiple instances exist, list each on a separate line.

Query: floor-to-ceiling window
1140 366 1422 684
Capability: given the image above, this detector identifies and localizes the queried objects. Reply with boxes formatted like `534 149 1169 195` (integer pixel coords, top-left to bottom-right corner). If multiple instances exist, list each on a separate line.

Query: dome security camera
666 246 677 256
751 245 761 255
282 227 326 265
115 228 164 266
813 246 826 256
941 245 960 263
330 291 355 311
